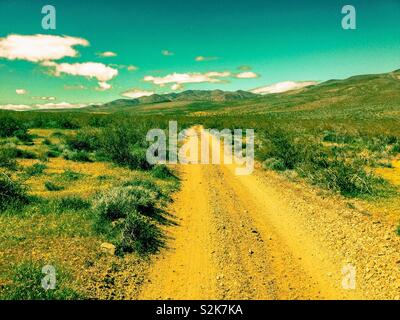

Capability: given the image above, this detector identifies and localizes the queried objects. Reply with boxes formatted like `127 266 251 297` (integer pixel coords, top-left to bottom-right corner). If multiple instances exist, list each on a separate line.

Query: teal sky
0 0 399 108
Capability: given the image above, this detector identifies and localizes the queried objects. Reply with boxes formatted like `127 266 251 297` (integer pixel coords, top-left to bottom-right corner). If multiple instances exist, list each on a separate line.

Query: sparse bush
0 261 82 300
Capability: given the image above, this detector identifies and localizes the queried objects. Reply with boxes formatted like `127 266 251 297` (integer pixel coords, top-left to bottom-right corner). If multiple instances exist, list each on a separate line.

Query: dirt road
139 129 400 300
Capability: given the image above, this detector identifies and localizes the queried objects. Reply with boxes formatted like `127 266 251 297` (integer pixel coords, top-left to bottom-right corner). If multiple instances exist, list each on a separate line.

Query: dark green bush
0 174 29 210
0 116 27 138
65 128 100 152
116 212 163 255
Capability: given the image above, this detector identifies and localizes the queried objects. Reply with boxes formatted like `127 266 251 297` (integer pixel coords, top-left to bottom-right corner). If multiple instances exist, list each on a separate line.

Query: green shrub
25 163 47 176
93 186 158 221
0 261 82 300
65 128 100 152
301 159 388 197
44 181 64 191
0 174 29 210
97 124 152 170
123 179 166 200
116 212 163 255
262 131 302 170
152 165 175 179
45 149 60 158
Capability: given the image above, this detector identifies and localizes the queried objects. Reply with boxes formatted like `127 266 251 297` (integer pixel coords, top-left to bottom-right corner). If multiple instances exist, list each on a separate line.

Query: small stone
100 242 116 255
248 249 254 255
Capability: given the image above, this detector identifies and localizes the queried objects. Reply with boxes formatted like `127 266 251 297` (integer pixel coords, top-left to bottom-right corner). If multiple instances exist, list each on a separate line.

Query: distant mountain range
99 89 260 109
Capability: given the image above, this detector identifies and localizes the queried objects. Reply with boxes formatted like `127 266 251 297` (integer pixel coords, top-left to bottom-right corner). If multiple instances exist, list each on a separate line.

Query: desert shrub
57 196 91 211
261 131 302 170
0 261 82 300
0 174 29 210
300 158 388 197
116 212 163 255
93 184 164 255
151 164 175 179
25 163 47 176
97 124 152 170
65 127 100 152
123 179 166 200
93 186 158 221
44 181 64 191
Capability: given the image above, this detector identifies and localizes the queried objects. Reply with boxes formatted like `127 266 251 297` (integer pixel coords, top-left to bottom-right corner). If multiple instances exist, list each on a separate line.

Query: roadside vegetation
0 111 179 299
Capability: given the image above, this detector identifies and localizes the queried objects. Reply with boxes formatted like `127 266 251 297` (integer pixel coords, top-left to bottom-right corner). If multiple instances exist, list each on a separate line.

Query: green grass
0 261 82 300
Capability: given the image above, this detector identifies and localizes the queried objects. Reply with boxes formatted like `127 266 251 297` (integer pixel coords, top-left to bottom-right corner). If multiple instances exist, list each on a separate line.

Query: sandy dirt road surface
139 128 400 300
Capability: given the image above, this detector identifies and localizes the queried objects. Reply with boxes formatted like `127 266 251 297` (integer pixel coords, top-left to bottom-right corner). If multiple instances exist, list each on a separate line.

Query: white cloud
97 81 112 91
171 83 183 91
0 34 89 62
251 81 318 94
32 96 56 101
0 102 90 111
161 50 174 56
43 61 118 90
98 51 117 57
144 71 231 89
235 71 259 79
195 56 218 62
127 65 138 71
16 89 27 95
121 89 154 99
